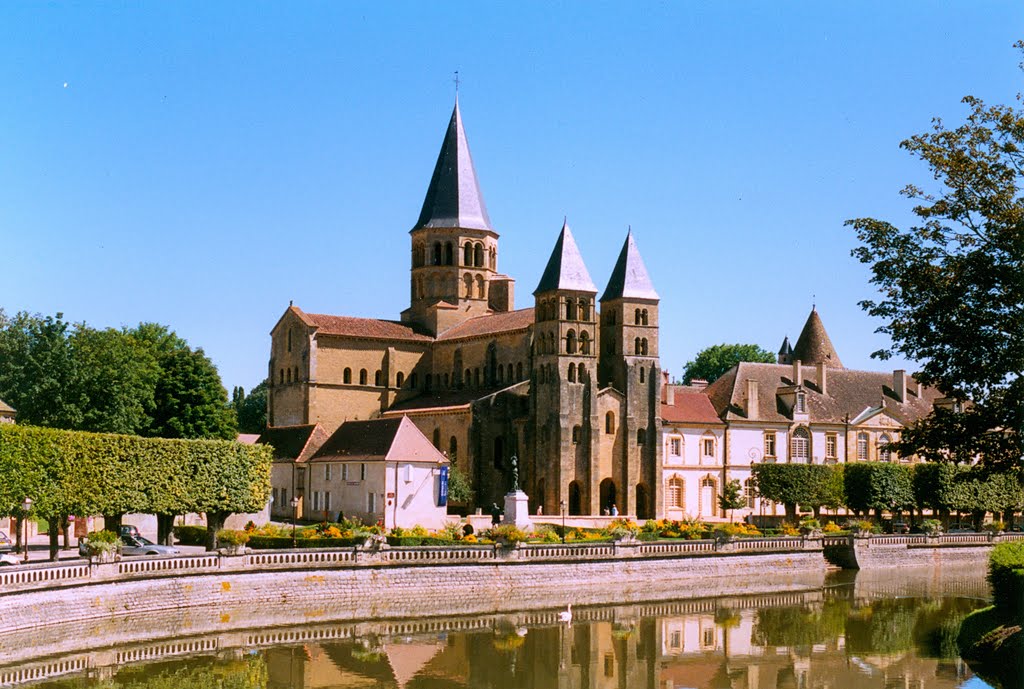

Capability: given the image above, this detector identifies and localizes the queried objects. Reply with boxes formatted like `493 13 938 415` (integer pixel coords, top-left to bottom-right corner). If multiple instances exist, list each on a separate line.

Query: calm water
6 571 998 689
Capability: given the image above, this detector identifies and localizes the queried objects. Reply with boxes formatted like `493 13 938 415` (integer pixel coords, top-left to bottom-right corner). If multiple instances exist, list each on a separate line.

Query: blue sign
438 466 449 507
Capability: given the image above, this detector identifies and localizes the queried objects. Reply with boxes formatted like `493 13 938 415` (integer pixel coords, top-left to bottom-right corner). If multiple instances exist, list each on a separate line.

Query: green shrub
83 529 119 556
173 525 208 546
247 535 361 549
921 518 943 534
486 524 528 544
989 542 1024 620
216 529 250 547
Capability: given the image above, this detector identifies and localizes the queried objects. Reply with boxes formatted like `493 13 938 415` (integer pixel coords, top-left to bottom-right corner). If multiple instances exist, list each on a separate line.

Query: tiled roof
299 308 433 343
256 424 329 463
533 220 597 295
436 308 535 341
661 387 724 425
791 308 843 368
236 433 260 445
0 398 14 414
705 361 941 425
386 387 499 413
310 416 447 464
600 230 659 302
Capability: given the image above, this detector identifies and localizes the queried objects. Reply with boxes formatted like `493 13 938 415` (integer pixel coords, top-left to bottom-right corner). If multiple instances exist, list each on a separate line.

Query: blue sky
1 3 1022 393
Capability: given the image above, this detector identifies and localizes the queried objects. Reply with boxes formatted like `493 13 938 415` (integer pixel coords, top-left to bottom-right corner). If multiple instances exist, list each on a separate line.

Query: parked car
891 521 910 534
119 525 141 539
0 553 20 566
119 535 179 557
0 531 12 552
947 523 976 533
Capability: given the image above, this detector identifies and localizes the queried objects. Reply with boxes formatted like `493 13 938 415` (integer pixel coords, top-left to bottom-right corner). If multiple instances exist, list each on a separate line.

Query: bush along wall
0 424 272 555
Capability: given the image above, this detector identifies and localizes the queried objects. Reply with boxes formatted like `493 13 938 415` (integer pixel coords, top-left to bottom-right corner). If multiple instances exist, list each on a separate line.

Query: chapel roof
600 230 659 302
533 220 597 295
412 100 493 233
0 398 14 414
310 416 447 464
295 307 433 343
705 361 941 425
791 307 843 368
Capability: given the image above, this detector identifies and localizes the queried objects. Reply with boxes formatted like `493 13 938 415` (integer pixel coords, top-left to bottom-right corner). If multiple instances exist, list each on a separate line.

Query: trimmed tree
751 464 835 522
718 479 746 523
844 462 914 520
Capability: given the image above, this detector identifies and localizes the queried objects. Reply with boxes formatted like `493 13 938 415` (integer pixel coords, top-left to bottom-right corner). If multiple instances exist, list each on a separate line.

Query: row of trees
0 424 272 556
751 462 1024 527
0 310 266 438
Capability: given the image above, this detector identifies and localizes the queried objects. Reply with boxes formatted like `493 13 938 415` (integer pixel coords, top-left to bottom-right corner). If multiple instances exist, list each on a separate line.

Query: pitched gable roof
791 308 842 368
0 398 14 415
435 307 534 341
311 416 447 464
256 423 329 463
533 220 597 295
600 230 659 302
661 387 724 425
296 307 432 343
413 100 493 232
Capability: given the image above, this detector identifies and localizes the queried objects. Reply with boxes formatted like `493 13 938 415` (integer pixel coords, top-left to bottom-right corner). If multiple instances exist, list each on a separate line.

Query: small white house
306 416 449 530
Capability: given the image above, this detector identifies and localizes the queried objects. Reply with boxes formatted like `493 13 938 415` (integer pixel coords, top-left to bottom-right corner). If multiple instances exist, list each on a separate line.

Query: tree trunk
103 514 123 535
812 505 821 521
13 516 22 553
874 508 884 522
48 520 60 562
157 514 176 546
61 515 70 549
205 512 228 551
1003 509 1015 529
971 510 985 531
784 503 797 523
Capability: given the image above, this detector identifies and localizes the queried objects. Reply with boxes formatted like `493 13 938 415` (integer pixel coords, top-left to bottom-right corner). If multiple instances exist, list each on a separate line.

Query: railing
0 562 90 589
385 546 495 563
638 540 715 555
821 536 850 547
118 555 219 576
731 537 804 551
865 535 926 546
935 533 991 545
246 550 355 567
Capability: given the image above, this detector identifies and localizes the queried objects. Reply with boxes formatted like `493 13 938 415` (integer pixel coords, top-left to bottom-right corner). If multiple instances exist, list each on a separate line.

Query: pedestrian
491 503 502 525
610 504 619 517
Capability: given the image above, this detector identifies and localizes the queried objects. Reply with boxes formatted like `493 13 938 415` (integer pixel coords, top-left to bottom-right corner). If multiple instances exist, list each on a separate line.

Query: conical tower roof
413 101 493 232
533 220 597 295
778 336 793 356
600 229 659 301
791 307 843 368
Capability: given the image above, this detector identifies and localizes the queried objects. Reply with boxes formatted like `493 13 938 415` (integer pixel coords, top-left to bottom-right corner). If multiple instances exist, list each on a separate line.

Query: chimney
893 370 906 403
690 379 709 390
666 384 676 406
816 362 828 396
746 379 759 420
793 360 803 386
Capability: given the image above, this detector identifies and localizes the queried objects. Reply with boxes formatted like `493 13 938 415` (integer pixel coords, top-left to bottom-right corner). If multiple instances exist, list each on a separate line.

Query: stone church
267 101 662 518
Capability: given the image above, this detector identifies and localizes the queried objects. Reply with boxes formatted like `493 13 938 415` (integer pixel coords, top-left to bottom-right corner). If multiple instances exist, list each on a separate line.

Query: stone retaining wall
822 532 1024 569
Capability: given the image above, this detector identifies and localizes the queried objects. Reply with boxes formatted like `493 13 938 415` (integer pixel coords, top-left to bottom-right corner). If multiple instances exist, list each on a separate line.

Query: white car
0 553 20 566
120 535 180 557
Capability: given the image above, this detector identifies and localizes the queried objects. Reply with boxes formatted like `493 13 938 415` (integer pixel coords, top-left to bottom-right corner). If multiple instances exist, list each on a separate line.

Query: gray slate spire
533 220 597 295
778 336 793 356
600 229 659 301
413 100 493 232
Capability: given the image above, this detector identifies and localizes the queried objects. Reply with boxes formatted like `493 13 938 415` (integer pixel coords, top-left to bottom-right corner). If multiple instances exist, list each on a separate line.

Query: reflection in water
21 578 993 689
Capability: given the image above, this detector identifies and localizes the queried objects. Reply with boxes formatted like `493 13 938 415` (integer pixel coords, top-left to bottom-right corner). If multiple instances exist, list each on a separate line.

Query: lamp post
291 496 300 548
560 500 567 544
21 497 33 564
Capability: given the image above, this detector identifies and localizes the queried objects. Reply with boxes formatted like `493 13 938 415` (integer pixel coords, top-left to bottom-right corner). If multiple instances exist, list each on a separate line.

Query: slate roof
600 230 659 302
660 387 724 426
791 308 843 368
778 336 793 356
533 220 597 295
413 100 493 232
256 424 330 463
436 308 534 341
310 416 447 464
705 361 941 425
295 307 433 343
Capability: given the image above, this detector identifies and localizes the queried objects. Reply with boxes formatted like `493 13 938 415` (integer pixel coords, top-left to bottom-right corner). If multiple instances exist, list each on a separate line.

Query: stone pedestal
503 491 531 529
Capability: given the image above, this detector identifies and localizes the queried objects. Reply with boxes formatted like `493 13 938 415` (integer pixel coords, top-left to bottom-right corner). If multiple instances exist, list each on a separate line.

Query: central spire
413 101 493 232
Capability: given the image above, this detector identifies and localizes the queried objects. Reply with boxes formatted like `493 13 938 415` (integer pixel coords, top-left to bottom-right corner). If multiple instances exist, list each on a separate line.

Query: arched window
374 370 382 387
791 427 810 463
286 368 291 383
572 425 582 444
516 363 523 380
579 331 591 355
476 274 485 299
507 364 514 382
701 435 716 462
857 432 869 461
449 436 458 461
410 372 418 389
567 363 576 383
496 365 504 384
432 242 442 265
634 337 642 355
359 369 368 385
565 299 575 321
474 243 484 268
635 308 642 325
444 242 454 266
642 309 649 326
294 366 300 382
605 412 615 434
443 373 449 388
474 368 481 387
465 368 472 388
639 366 645 383
432 428 441 449
668 477 684 509
463 242 473 266
744 478 757 508
577 363 586 380
343 368 352 384
641 338 649 355
579 299 589 321
566 330 577 354
396 372 405 388
489 246 496 270
637 428 646 445
879 434 893 462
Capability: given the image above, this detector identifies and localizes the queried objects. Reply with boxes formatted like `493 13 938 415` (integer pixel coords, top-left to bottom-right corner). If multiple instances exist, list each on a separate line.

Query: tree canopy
847 43 1024 471
682 343 775 384
232 380 268 434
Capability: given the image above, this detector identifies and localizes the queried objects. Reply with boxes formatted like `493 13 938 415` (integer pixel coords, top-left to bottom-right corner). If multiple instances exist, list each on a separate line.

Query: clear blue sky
2 3 1022 393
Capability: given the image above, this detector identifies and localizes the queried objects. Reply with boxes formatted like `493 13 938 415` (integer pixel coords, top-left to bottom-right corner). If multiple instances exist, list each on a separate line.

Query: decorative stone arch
635 308 642 325
565 298 576 321
359 369 368 386
579 331 591 355
699 474 718 518
641 309 649 326
577 362 586 381
605 411 616 434
565 329 577 354
463 274 473 298
489 246 497 270
699 431 717 463
579 298 590 322
568 481 583 516
476 274 485 299
396 372 405 388
567 362 576 383
599 478 618 514
474 242 484 268
343 368 352 385
791 426 811 463
463 241 473 266
444 242 454 266
879 433 893 462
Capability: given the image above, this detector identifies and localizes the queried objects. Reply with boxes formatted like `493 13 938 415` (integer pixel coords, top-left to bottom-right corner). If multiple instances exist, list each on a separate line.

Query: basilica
264 101 942 524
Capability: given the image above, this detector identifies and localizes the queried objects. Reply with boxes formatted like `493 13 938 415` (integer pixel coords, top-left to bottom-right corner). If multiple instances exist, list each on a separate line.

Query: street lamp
20 497 33 564
291 496 300 548
560 500 567 544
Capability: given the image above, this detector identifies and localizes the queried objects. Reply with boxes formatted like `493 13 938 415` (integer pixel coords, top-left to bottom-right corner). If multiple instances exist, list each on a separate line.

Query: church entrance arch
568 481 582 516
600 478 617 514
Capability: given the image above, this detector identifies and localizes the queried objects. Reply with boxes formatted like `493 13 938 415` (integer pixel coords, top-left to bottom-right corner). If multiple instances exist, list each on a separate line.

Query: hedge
844 462 914 514
0 424 272 520
173 525 208 546
246 535 363 549
751 464 836 517
989 541 1024 621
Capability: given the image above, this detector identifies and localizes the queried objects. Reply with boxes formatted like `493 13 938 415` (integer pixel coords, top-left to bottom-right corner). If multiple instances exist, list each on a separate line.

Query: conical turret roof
600 230 659 301
533 220 597 295
413 101 493 232
778 336 793 356
791 307 843 368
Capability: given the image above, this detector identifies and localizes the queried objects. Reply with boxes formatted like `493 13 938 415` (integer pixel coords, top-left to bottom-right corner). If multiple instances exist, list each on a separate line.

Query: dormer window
795 391 806 413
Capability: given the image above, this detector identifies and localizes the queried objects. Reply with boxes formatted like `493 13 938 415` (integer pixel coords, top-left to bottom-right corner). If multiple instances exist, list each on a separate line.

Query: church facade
267 102 662 519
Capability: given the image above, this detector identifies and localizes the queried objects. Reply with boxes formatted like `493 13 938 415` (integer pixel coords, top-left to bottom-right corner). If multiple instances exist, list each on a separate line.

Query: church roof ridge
791 307 843 368
600 229 659 301
533 219 597 295
412 100 493 233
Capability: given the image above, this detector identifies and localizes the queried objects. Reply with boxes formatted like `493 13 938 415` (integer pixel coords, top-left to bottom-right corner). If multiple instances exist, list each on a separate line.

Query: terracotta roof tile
256 424 329 463
0 398 14 414
310 416 447 463
300 309 433 343
435 308 535 341
661 388 724 425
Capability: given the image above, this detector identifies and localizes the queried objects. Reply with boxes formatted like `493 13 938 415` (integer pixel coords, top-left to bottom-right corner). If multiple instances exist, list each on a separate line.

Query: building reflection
258 593 979 689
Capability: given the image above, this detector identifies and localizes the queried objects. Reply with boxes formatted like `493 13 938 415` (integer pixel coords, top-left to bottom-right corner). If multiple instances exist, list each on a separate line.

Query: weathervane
453 70 460 96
